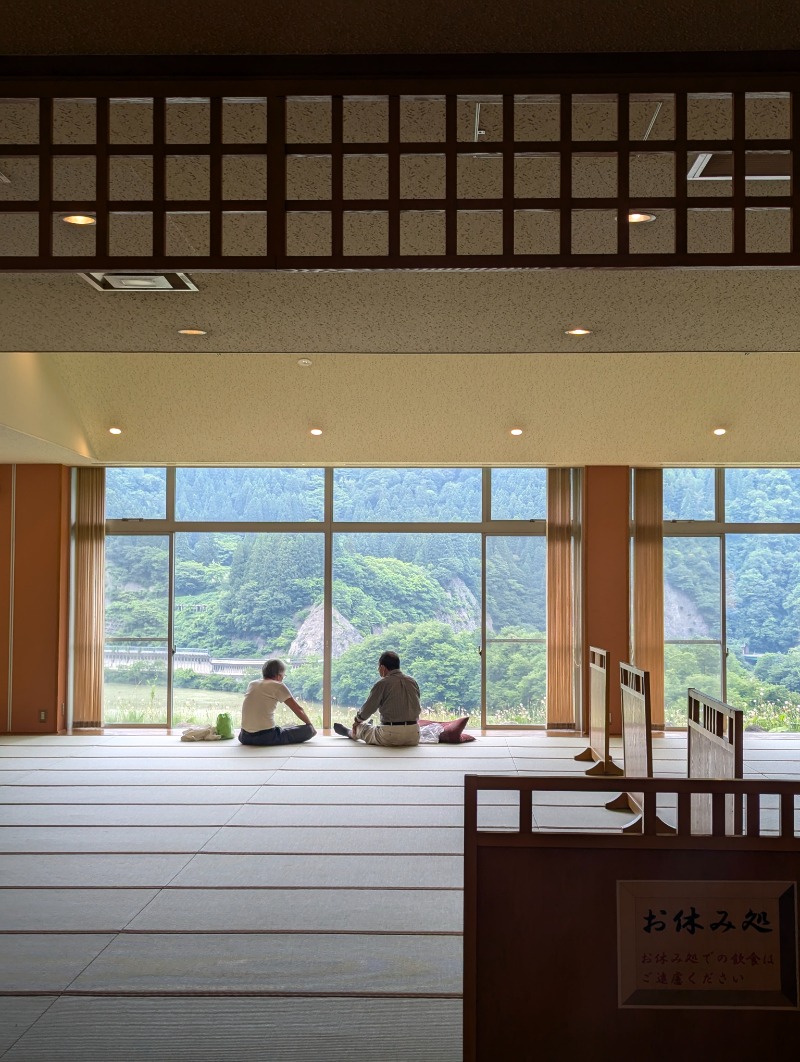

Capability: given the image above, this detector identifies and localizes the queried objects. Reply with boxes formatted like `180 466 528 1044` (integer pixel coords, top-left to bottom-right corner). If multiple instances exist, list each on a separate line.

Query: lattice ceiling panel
0 78 797 269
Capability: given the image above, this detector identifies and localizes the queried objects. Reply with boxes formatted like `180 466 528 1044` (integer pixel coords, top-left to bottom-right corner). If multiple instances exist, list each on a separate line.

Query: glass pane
104 535 169 724
172 532 324 728
486 536 546 632
664 537 720 639
726 533 800 731
331 533 481 723
486 536 547 725
175 468 324 522
106 468 166 520
491 468 547 520
486 642 546 725
333 469 481 522
664 643 722 727
663 468 715 521
725 469 800 522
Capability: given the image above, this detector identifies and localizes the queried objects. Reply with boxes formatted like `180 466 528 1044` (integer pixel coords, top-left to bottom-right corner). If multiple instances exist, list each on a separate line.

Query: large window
664 469 800 731
103 467 573 728
104 535 170 725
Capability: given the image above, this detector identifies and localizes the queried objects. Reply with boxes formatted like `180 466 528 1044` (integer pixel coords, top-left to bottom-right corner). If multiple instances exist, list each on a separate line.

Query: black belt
380 720 419 726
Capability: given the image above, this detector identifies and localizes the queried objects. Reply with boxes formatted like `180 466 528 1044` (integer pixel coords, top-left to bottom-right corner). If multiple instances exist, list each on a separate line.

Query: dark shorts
238 724 315 746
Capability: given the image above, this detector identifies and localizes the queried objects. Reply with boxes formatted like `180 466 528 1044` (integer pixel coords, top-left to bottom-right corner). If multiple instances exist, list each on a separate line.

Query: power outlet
39 710 46 722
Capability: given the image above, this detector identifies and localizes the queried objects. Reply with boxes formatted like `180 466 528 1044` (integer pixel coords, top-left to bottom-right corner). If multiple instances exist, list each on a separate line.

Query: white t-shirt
241 679 292 733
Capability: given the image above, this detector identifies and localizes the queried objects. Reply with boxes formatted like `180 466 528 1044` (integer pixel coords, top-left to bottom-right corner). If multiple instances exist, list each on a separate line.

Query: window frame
663 467 800 723
104 466 555 730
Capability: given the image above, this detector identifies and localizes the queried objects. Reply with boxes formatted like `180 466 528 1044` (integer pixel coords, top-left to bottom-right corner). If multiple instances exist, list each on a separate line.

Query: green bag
215 712 234 740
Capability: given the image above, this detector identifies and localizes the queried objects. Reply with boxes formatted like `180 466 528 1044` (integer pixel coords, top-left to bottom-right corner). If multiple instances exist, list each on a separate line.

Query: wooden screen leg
574 747 595 762
586 758 623 777
605 793 632 811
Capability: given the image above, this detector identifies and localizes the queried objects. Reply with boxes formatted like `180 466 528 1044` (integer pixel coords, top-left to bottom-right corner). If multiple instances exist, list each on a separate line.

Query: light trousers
355 721 420 747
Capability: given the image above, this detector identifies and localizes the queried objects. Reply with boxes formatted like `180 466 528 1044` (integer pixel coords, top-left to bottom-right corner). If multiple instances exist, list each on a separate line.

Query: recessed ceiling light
510 428 523 436
628 212 657 224
713 427 727 436
297 358 313 367
565 328 592 336
63 214 96 225
310 428 323 436
108 427 122 435
178 328 207 336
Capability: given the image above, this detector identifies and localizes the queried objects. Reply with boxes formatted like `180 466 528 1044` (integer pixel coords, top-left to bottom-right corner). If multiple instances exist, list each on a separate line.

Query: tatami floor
1 729 799 1061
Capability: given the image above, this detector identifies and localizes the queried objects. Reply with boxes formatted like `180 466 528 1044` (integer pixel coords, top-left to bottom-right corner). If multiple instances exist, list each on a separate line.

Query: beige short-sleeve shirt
241 679 291 733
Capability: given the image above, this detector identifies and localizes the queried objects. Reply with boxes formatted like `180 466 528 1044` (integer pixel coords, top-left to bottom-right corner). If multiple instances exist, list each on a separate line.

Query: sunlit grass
101 683 532 728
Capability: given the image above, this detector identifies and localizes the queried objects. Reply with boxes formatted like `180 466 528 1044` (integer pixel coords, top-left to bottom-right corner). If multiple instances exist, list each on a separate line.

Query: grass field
102 683 485 728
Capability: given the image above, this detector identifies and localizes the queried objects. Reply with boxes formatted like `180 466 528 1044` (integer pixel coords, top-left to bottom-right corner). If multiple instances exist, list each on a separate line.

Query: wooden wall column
582 467 630 735
0 465 70 734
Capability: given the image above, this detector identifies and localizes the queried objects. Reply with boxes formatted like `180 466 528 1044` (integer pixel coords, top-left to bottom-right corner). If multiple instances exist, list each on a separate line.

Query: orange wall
583 466 630 734
0 467 11 733
0 465 70 734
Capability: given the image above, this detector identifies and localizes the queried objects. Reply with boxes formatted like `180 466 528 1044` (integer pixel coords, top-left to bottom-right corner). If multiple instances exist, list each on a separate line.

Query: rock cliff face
664 582 710 640
289 603 363 661
436 577 483 633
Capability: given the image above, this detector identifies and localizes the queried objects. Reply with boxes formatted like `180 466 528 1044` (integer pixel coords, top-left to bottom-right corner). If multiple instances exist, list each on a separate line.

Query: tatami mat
228 802 465 827
6 769 283 786
0 889 159 931
201 825 464 854
0 997 462 1062
70 932 461 994
0 826 222 853
0 784 263 804
2 728 799 1062
0 804 237 827
0 854 194 887
248 784 516 805
126 886 462 933
0 935 116 992
0 998 58 1055
169 852 463 889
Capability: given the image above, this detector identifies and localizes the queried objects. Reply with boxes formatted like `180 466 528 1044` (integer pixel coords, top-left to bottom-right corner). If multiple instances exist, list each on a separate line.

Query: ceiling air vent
79 272 199 292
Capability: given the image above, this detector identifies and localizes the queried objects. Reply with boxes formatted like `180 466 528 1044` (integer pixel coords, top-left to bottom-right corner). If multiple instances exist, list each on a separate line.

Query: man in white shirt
238 659 317 746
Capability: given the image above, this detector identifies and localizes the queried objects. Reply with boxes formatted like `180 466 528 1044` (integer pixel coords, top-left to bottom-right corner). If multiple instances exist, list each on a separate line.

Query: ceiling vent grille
79 272 198 292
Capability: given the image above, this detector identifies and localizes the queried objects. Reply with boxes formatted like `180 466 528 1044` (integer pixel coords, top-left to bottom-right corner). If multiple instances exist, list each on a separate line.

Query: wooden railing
464 775 800 841
463 775 800 1061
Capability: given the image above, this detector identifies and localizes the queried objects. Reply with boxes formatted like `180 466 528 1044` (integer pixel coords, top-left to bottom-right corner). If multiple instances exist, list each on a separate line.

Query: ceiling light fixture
297 358 313 367
310 428 323 436
178 328 207 336
108 427 123 435
713 427 727 436
565 328 592 336
628 211 657 224
63 214 96 225
510 428 523 436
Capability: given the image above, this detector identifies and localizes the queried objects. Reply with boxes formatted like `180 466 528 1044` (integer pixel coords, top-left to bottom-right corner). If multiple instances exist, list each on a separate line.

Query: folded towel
180 725 222 742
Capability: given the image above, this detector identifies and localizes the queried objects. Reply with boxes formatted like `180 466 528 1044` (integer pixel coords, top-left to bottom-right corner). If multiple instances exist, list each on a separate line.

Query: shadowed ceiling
2 10 800 468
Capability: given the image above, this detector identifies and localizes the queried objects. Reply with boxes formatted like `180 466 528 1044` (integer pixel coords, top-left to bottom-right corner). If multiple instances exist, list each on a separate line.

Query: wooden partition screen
464 775 800 1062
575 646 622 775
688 687 744 835
606 662 664 830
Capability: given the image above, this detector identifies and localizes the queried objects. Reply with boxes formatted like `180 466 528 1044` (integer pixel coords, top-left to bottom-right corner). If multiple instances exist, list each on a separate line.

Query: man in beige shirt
334 651 421 747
